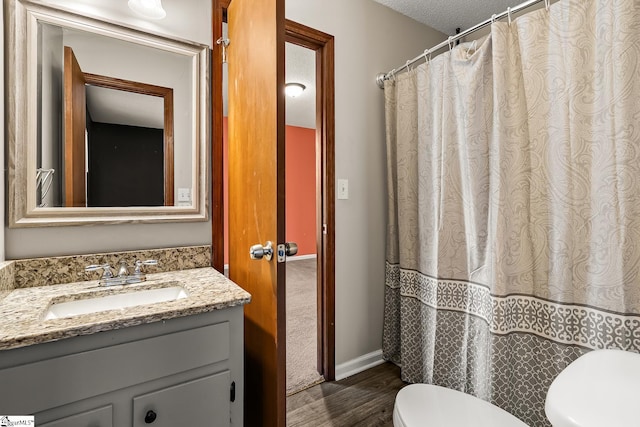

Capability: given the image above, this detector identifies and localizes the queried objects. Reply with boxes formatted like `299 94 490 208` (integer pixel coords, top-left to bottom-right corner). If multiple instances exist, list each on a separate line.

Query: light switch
178 188 191 202
337 179 349 200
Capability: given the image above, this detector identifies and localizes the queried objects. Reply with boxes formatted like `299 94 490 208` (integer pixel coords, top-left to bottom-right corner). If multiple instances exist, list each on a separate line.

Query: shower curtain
382 0 640 425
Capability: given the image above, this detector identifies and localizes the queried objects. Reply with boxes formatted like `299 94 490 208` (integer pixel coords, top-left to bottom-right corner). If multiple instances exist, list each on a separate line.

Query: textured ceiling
372 0 525 35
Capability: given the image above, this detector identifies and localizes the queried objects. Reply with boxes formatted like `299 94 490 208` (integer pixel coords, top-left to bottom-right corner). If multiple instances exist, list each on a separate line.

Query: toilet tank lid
545 349 640 427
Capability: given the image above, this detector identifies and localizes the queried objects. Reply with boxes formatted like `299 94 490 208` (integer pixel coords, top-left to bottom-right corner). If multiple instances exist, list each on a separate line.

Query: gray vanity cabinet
0 306 243 426
132 372 230 427
39 406 114 427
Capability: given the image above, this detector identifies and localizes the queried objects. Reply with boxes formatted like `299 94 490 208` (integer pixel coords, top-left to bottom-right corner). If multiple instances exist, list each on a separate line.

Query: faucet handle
134 259 158 275
85 264 114 279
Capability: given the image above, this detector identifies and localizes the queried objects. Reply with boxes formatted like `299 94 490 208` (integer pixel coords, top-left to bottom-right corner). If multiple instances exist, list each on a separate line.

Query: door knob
250 241 274 260
285 242 298 256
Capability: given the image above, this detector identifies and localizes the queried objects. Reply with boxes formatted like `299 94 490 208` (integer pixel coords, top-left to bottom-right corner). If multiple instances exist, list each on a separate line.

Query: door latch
276 242 298 263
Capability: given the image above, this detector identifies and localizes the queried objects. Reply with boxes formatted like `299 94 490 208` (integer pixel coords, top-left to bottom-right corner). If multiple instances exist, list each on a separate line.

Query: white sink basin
44 286 188 320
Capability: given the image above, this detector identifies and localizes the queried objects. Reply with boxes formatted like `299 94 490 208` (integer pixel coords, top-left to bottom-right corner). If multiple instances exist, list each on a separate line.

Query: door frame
211 0 228 271
211 0 336 381
284 20 336 381
82 72 175 206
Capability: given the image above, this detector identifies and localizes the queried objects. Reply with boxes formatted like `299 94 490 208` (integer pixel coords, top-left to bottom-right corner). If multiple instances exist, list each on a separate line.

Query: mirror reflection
84 84 169 208
37 22 192 208
7 0 210 227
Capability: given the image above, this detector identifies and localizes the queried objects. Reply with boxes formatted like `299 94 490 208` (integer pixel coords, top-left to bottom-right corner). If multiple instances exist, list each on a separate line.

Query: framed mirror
5 0 210 227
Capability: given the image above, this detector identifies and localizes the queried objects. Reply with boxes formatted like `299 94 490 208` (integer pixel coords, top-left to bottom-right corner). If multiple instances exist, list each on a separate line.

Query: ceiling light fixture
285 83 306 98
128 0 166 20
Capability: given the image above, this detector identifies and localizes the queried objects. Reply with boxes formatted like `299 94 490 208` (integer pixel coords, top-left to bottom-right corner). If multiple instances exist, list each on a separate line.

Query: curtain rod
376 0 550 88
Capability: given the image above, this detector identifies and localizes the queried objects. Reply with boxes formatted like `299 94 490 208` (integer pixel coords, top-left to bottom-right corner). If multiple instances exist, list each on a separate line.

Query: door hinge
230 381 236 402
323 223 328 235
216 37 230 63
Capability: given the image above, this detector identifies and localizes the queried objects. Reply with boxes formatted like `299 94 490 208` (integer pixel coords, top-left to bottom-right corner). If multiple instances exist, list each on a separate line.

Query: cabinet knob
144 410 157 423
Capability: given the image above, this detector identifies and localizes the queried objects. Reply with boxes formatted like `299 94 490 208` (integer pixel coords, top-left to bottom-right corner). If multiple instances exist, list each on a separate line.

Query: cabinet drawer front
0 322 229 414
39 405 113 427
133 372 230 427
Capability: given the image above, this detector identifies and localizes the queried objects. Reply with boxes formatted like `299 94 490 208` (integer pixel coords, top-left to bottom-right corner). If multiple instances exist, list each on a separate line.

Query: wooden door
226 0 286 425
63 46 87 207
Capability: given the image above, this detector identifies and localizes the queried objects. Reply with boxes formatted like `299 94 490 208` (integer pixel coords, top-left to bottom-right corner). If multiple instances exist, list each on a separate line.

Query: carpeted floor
286 258 325 395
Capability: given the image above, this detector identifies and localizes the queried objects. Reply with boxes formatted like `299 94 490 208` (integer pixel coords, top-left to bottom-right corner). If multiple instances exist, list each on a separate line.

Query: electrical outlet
177 188 191 202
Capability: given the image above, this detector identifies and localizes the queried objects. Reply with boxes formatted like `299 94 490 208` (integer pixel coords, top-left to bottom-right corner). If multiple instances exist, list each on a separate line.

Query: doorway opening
216 20 336 382
284 19 336 384
284 42 323 395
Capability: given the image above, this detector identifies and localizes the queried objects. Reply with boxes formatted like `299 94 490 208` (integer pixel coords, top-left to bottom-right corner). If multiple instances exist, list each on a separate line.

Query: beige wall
39 24 63 207
285 0 445 367
4 0 212 259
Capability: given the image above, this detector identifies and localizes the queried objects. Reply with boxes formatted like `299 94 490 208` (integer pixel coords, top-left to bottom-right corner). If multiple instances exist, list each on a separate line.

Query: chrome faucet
85 259 158 286
116 260 129 278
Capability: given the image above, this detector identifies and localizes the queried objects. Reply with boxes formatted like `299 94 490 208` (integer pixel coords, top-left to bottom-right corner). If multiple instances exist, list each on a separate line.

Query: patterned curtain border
386 262 640 352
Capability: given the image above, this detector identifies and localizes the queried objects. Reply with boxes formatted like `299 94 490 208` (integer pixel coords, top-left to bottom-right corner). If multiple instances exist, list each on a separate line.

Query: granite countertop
0 267 251 350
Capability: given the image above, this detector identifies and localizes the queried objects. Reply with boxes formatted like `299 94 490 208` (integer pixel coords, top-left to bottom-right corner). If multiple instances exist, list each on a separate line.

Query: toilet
393 349 640 427
545 349 640 427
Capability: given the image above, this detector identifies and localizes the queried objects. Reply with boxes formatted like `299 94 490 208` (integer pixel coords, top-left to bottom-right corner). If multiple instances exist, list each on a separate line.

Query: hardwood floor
286 362 406 426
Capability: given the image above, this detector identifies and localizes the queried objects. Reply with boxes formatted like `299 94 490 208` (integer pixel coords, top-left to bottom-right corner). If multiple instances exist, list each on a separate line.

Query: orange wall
284 125 317 256
223 119 317 263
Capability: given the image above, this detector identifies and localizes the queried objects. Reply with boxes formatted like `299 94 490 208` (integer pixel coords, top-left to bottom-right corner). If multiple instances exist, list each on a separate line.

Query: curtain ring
544 0 550 11
448 36 454 50
507 7 512 25
424 48 431 63
491 13 497 23
405 59 412 71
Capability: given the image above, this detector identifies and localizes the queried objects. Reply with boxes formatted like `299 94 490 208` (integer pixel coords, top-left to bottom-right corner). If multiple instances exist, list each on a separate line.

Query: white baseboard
287 254 317 262
335 349 385 381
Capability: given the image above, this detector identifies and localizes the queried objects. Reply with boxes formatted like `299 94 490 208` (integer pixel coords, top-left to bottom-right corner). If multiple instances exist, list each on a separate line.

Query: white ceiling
285 43 316 129
372 0 525 35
